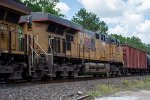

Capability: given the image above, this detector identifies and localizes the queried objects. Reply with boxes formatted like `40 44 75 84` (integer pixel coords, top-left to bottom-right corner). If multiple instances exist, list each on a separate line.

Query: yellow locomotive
19 12 123 78
0 0 31 80
0 0 123 81
1 0 149 82
0 0 30 54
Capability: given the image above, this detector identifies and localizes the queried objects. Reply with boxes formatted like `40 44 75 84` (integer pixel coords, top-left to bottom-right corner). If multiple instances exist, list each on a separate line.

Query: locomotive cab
0 0 31 81
0 0 30 54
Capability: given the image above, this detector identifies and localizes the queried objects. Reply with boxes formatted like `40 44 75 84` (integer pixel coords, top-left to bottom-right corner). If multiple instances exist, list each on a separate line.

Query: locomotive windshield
47 23 57 33
47 23 65 35
0 8 6 20
5 11 20 24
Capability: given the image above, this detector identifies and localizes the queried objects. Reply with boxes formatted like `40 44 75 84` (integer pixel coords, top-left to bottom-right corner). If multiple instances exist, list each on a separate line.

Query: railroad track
0 74 149 88
0 75 149 100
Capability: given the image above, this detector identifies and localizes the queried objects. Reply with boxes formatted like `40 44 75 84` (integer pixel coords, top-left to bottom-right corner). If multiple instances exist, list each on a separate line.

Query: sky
55 0 150 44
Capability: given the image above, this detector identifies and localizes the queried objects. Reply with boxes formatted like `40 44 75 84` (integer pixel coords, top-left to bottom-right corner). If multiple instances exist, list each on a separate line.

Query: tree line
112 34 150 53
18 0 150 53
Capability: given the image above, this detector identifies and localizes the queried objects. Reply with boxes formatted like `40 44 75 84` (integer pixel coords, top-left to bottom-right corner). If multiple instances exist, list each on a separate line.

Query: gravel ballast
0 75 149 100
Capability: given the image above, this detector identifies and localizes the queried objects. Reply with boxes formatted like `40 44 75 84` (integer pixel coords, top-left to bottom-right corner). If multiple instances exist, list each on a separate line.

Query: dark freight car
121 45 147 74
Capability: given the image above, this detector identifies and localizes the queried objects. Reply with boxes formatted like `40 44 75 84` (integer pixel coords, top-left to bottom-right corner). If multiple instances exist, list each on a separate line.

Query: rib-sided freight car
121 45 148 75
0 0 149 82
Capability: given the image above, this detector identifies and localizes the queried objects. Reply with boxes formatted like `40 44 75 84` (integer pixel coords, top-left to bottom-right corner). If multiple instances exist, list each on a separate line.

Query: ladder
29 37 53 78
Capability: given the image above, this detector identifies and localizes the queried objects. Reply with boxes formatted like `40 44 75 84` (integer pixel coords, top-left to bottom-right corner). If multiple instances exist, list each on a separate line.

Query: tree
18 0 64 17
112 34 150 53
72 8 108 34
99 21 108 34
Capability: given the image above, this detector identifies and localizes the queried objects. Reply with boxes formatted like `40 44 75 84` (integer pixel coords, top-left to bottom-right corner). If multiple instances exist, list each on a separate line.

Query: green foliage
88 84 120 97
18 0 64 17
97 84 120 95
89 77 150 97
122 78 150 90
89 91 101 97
112 34 150 53
72 8 108 34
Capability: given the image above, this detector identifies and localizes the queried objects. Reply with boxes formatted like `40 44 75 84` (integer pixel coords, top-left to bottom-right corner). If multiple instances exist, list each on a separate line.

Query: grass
88 77 150 97
89 84 120 97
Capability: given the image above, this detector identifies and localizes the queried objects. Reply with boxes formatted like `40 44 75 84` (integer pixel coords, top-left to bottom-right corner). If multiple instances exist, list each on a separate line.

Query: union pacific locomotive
0 0 149 81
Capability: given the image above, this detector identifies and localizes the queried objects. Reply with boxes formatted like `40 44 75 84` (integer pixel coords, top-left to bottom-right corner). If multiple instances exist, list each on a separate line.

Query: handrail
48 38 53 53
33 38 47 55
30 45 38 57
30 45 39 66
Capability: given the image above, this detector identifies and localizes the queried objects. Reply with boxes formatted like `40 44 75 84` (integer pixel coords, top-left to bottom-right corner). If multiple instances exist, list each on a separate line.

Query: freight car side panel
122 45 147 69
135 49 138 68
141 51 147 69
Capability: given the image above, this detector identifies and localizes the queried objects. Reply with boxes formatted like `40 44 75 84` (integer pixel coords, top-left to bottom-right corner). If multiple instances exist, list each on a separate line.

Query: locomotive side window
5 11 20 24
66 34 74 50
66 34 74 42
66 34 71 50
0 8 6 20
49 36 61 53
66 35 70 42
71 35 74 42
47 24 66 35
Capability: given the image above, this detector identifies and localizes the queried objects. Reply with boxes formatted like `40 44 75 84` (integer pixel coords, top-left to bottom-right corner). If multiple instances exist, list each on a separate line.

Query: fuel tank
83 62 110 74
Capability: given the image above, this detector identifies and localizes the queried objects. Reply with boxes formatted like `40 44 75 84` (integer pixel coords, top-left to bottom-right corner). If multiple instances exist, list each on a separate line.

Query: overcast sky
55 0 150 44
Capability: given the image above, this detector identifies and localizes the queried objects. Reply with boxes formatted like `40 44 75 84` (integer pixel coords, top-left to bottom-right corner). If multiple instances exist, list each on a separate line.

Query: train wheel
68 71 74 79
98 74 103 77
35 70 45 80
0 74 10 83
55 71 63 79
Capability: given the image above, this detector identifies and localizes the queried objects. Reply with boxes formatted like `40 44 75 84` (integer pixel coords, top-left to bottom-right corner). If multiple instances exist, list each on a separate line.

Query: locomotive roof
20 12 83 31
0 0 31 15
